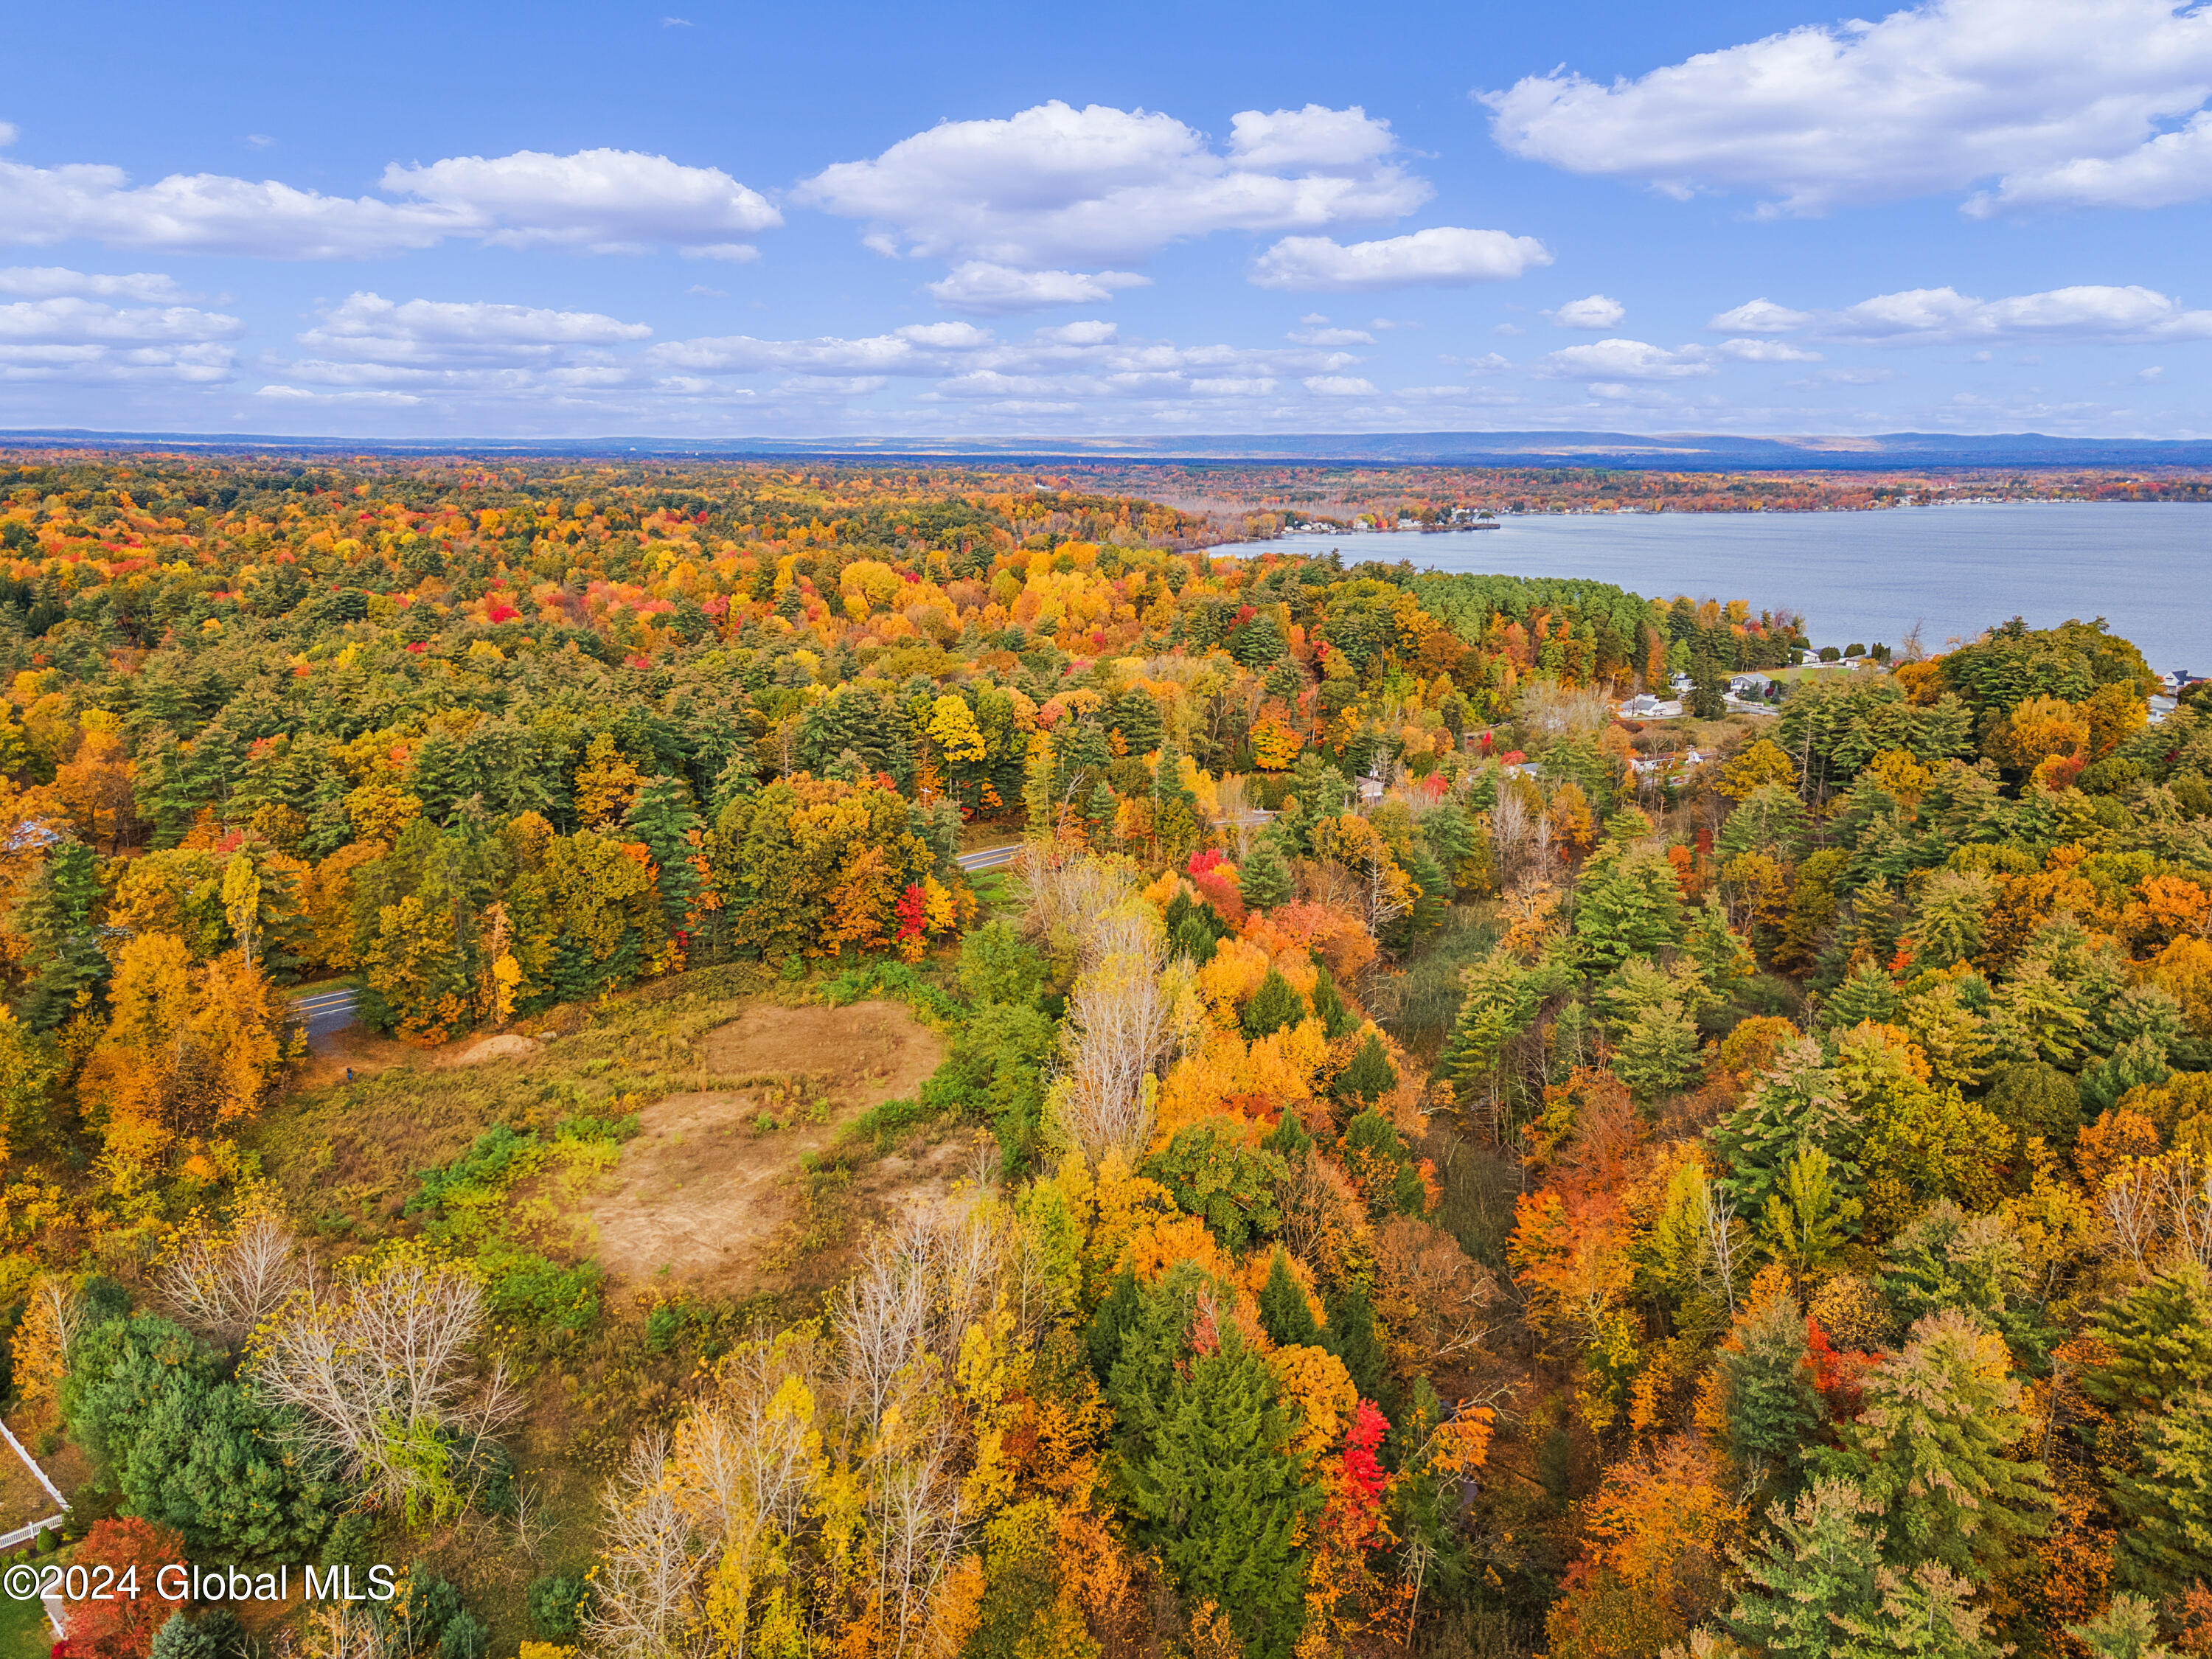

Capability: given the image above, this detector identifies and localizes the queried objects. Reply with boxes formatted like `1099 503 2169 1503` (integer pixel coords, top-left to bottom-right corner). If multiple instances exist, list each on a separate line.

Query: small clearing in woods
585 999 945 1290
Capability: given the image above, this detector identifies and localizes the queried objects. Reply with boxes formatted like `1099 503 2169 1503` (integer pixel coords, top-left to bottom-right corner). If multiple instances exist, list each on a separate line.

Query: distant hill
7 425 2212 470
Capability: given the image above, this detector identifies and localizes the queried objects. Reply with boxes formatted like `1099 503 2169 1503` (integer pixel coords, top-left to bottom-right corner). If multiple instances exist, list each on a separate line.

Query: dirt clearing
583 1000 945 1290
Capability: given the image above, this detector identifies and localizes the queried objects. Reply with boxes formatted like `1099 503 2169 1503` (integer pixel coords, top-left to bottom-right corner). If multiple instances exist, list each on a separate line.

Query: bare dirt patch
583 1000 945 1290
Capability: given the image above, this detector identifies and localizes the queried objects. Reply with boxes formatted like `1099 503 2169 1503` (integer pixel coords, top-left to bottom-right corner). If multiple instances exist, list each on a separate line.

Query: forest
0 451 2208 1659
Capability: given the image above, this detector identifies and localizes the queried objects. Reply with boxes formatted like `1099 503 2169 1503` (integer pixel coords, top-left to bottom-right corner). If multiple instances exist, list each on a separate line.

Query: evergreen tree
1322 1285 1385 1402
1712 1287 1821 1496
1238 832 1295 911
151 1613 218 1659
1307 965 1354 1040
2069 1596 2176 1659
1709 1040 1863 1217
1242 968 1308 1039
625 774 704 926
1111 1267 1320 1659
1983 1060 2081 1147
2112 1386 2212 1597
1727 1478 1884 1655
1256 1251 1320 1349
957 919 1046 1007
1572 849 1688 973
14 838 108 1029
1838 1564 2004 1658
1335 1032 1397 1105
1264 1110 1313 1159
1611 999 1704 1101
1879 1202 2047 1370
1688 651 1728 719
1822 960 1901 1029
1820 1309 2048 1581
2081 1262 2212 1416
1687 895 1759 988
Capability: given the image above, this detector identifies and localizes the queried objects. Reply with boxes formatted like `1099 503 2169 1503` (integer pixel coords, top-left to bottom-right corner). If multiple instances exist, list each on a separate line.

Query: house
1354 774 1386 804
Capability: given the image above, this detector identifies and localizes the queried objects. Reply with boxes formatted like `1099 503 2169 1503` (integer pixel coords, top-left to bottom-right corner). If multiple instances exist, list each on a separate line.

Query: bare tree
154 1199 305 1346
872 1431 964 1659
1699 1180 1742 1316
1057 944 1175 1164
253 1247 518 1522
585 1432 705 1659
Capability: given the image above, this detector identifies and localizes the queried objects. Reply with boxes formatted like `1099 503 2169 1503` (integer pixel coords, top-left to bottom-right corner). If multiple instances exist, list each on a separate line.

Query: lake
1250 501 2212 675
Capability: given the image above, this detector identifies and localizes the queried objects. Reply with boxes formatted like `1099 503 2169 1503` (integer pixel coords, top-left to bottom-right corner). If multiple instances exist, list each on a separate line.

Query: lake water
1251 501 2212 675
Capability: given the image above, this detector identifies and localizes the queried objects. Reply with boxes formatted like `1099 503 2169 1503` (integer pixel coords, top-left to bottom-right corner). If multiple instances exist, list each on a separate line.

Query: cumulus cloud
1716 337 1823 361
0 137 780 258
1303 374 1378 394
296 292 653 368
1820 282 2212 342
1248 226 1551 291
1545 293 1624 328
1975 110 2212 209
378 149 780 251
0 293 240 382
797 100 1429 267
1708 298 1812 333
1537 338 1716 380
1290 326 1374 344
0 265 188 301
1481 0 2212 215
924 262 1151 315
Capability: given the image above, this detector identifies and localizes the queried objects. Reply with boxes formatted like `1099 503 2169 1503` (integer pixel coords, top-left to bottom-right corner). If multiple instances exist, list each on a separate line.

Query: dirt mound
432 1032 543 1068
584 1000 945 1288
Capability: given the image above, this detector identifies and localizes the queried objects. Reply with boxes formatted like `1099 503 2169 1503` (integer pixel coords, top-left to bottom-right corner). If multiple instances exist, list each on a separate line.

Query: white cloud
0 265 187 302
0 293 240 382
1976 110 2212 209
1717 337 1823 362
1708 298 1812 333
1248 226 1551 291
255 384 422 405
924 262 1151 315
681 244 762 262
1789 366 1899 385
1537 338 1716 379
0 137 779 258
1481 0 2212 215
1290 326 1374 345
1303 374 1378 394
1545 293 1624 328
296 292 652 369
1820 282 2212 342
796 100 1427 267
380 149 779 251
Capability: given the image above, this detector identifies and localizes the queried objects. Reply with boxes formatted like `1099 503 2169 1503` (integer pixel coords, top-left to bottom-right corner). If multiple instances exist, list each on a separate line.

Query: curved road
290 987 361 1045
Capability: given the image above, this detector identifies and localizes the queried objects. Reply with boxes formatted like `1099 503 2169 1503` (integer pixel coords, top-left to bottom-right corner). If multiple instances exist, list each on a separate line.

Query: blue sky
6 0 2212 440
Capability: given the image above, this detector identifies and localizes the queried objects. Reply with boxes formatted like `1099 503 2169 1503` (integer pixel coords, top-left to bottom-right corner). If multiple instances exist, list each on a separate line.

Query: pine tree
2082 1262 2212 1417
1837 1563 2004 1658
1713 1287 1821 1495
1822 960 1900 1030
2069 1596 2176 1659
1820 1308 2048 1581
1573 848 1688 973
625 774 703 925
1257 1251 1320 1349
15 838 107 1030
1307 965 1353 1040
1709 1039 1863 1217
1242 968 1308 1039
150 1613 217 1659
1111 1271 1320 1659
1611 999 1704 1101
1264 1110 1313 1159
1323 1285 1385 1402
1335 1032 1397 1105
1238 833 1295 911
1727 1477 1884 1655
1688 895 1759 987
2112 1386 2212 1598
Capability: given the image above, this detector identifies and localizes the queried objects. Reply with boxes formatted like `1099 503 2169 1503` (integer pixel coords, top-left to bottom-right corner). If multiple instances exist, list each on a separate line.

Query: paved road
955 844 1023 874
291 987 361 1043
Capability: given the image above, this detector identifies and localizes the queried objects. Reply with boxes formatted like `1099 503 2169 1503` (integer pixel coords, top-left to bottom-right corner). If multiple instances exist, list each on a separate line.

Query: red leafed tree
64 1517 187 1658
894 882 929 960
1805 1315 1874 1422
1338 1398 1391 1545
